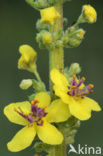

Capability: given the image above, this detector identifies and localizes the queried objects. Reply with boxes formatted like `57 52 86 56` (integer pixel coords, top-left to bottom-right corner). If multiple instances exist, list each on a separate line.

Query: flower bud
76 29 85 40
82 5 97 23
20 79 33 90
69 63 81 75
36 31 52 49
43 32 52 44
64 63 81 82
78 5 97 24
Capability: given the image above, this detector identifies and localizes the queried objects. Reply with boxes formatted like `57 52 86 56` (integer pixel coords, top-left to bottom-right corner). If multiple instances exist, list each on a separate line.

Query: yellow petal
69 97 101 120
4 101 31 125
40 7 61 25
19 45 37 62
53 85 72 104
36 121 63 145
34 92 51 108
50 69 68 91
81 97 101 111
46 99 71 123
83 5 97 23
7 126 36 152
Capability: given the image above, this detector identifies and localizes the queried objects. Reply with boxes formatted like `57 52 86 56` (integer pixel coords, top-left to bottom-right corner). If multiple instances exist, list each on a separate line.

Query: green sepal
32 79 46 92
28 93 36 101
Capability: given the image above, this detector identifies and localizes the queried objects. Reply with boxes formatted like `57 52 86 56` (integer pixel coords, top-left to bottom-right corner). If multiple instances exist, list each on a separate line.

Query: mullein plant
4 0 101 156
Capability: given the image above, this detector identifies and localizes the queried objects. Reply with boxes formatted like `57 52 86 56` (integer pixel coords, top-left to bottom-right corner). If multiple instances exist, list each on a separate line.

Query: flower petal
46 99 71 123
19 45 37 62
36 121 63 145
50 69 69 91
69 97 101 120
81 97 101 111
34 92 51 107
53 85 72 104
4 101 31 125
7 126 36 152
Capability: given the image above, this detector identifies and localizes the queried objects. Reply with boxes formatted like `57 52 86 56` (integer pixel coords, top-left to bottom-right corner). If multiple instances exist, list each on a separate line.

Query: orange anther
71 86 77 89
14 108 20 114
24 113 29 117
89 84 94 88
32 99 39 105
73 74 76 79
81 77 86 81
34 154 39 156
43 105 47 110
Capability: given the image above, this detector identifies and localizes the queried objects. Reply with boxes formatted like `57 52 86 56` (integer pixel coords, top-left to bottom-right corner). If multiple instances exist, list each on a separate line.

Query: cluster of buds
26 0 69 10
62 27 85 48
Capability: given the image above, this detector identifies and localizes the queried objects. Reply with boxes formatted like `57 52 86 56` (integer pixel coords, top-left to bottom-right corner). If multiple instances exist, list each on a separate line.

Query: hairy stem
49 4 64 98
49 3 66 156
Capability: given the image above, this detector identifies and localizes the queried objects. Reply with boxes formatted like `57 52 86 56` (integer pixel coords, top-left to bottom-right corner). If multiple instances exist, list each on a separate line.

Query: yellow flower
40 7 61 25
18 45 37 72
4 92 70 152
82 5 97 23
50 69 101 121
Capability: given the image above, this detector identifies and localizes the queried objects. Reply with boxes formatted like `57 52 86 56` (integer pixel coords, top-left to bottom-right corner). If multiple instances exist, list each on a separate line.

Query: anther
81 77 86 81
71 86 77 89
43 105 47 110
32 99 39 105
34 154 39 156
23 113 29 117
73 74 76 79
89 84 94 88
14 108 20 114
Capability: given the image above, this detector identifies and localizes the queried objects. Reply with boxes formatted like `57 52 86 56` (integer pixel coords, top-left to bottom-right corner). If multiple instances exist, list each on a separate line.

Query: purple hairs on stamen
37 120 43 126
31 104 38 115
77 79 84 87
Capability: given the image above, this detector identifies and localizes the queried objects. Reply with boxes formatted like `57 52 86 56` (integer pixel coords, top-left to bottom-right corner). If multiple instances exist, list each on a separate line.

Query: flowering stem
49 4 64 98
34 69 42 83
49 3 66 156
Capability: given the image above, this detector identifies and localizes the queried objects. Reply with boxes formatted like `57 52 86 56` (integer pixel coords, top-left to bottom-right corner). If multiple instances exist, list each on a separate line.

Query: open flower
4 92 70 152
40 7 61 25
51 69 101 121
18 45 37 72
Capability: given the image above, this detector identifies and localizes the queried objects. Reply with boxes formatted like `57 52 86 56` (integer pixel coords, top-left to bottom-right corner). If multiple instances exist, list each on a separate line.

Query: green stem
49 4 64 98
49 3 66 156
34 69 42 83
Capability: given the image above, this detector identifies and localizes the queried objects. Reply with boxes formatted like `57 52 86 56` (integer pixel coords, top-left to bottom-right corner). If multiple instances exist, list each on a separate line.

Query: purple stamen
77 79 84 87
14 100 48 126
31 104 38 115
79 85 91 93
67 75 94 99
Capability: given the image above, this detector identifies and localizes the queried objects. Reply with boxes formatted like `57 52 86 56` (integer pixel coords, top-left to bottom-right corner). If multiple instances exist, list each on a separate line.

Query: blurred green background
0 0 103 156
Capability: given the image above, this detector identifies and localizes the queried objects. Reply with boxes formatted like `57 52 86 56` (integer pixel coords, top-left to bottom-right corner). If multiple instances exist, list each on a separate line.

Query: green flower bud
36 31 52 49
20 79 32 90
63 28 85 48
69 63 81 75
